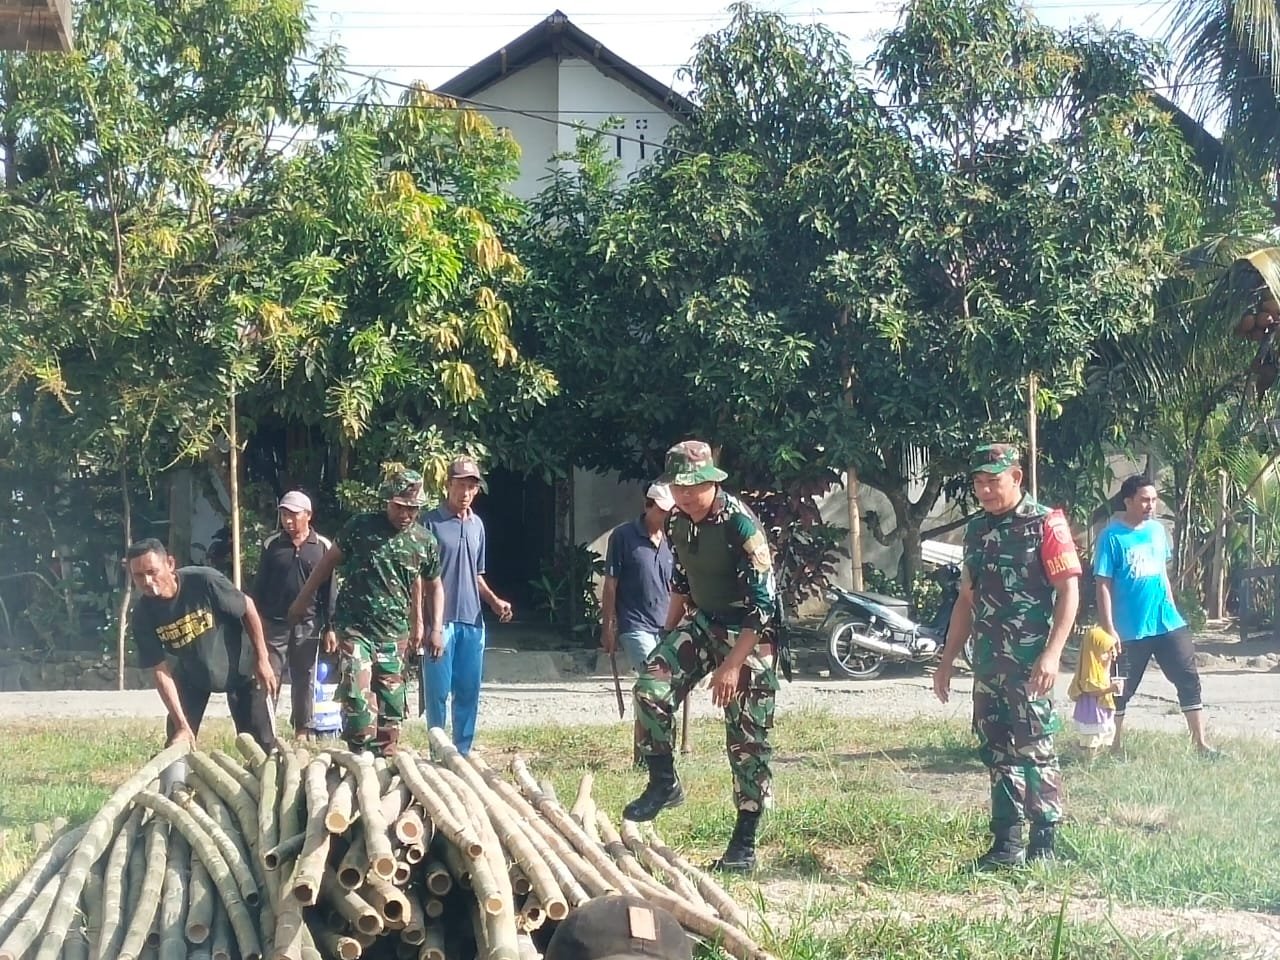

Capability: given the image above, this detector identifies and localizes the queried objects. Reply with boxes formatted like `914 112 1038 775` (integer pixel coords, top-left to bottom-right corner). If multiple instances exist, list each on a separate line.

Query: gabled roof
437 10 694 120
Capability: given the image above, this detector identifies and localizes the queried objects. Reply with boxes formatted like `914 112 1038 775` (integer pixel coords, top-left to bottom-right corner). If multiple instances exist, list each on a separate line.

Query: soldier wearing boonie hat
543 895 692 960
288 468 445 756
932 442 1082 868
624 440 780 874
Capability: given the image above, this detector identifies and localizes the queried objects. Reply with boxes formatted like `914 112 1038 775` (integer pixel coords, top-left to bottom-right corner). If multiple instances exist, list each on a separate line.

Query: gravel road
1 664 1277 741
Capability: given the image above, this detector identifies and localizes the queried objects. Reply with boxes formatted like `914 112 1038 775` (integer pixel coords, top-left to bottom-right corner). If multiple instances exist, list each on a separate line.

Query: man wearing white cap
602 483 676 674
251 490 337 739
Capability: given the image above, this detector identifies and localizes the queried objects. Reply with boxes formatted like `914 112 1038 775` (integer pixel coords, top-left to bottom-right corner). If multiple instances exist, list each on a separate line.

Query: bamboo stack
0 729 774 960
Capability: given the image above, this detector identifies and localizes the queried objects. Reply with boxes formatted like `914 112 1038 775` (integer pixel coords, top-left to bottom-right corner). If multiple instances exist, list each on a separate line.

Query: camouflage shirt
333 512 442 641
667 491 778 633
963 494 1081 677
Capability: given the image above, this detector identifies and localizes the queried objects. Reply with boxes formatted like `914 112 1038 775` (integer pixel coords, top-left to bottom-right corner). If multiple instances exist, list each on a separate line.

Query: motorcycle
823 563 972 680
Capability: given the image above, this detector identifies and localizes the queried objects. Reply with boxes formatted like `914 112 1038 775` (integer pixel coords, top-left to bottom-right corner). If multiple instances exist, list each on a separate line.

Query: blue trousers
422 621 485 755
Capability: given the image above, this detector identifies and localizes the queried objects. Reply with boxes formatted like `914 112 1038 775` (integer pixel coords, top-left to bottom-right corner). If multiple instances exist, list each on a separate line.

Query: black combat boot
1027 822 1056 862
709 810 760 873
622 753 684 822
975 821 1025 871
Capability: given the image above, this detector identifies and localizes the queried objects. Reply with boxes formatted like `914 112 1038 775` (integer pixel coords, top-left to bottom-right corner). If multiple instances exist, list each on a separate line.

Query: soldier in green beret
290 469 444 757
623 440 780 874
933 443 1082 867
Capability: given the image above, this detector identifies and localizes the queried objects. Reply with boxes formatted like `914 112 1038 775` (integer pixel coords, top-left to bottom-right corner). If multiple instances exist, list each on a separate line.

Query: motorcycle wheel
962 635 975 670
826 617 889 680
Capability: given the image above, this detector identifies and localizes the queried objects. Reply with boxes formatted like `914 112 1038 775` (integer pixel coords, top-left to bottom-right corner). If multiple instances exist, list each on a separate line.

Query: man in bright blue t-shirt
421 456 513 755
1094 475 1216 755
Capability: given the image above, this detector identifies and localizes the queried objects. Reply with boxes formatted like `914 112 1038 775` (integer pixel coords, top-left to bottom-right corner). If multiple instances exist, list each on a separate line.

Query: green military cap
659 440 728 486
543 895 692 960
970 443 1021 474
380 468 427 506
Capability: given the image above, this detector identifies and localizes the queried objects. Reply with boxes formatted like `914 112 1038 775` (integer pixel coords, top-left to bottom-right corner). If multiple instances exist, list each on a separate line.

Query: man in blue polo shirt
1095 475 1217 756
421 455 513 754
601 482 676 673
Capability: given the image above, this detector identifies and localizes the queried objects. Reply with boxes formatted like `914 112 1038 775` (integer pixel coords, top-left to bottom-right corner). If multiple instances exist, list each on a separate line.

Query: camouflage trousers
972 672 1063 828
338 633 408 758
634 616 779 812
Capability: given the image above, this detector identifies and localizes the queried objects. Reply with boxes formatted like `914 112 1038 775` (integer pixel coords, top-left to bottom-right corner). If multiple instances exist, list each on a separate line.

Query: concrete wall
575 468 648 562
470 58 561 200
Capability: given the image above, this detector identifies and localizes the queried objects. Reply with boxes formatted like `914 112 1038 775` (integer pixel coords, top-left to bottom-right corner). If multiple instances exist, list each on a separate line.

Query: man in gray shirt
421 456 513 754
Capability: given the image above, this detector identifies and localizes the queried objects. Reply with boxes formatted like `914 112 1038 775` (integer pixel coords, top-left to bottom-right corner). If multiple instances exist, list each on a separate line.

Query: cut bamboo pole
644 824 749 931
270 905 306 960
156 832 188 960
185 841 214 943
172 789 260 908
618 818 704 909
60 926 89 960
403 842 426 865
234 733 269 771
569 773 594 828
332 752 396 882
95 805 145 960
361 876 409 928
208 900 231 960
420 923 446 960
400 889 426 946
593 811 652 891
468 756 594 908
310 926 361 960
337 828 367 890
262 833 306 871
422 859 451 897
289 754 333 905
427 731 566 922
393 754 483 859
0 823 88 945
257 754 280 864
423 898 444 921
117 816 169 960
81 862 103 959
325 775 357 834
132 791 262 960
393 809 425 846
428 767 508 918
379 780 411 828
392 860 412 886
188 753 259 852
320 872 382 937
210 750 260 801
278 749 306 848
517 891 545 933
0 865 62 960
509 865 531 896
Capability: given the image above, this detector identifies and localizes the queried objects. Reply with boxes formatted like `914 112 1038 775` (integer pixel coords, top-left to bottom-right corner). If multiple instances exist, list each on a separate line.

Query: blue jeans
619 629 660 673
422 621 485 755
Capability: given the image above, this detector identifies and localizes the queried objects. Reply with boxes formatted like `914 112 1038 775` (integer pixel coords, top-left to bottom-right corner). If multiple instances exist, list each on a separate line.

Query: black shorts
1115 626 1202 716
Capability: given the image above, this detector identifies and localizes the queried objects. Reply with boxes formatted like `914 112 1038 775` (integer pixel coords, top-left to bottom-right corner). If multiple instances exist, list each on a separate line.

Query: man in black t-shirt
127 538 278 749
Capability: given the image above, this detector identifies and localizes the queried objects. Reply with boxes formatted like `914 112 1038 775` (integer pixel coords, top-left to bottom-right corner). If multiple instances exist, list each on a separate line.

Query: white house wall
466 58 561 200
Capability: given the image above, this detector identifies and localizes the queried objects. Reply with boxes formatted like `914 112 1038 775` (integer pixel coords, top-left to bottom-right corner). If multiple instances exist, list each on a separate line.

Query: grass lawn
1 710 1274 958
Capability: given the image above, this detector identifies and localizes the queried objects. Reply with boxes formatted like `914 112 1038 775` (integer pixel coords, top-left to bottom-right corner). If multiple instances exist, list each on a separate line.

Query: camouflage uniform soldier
624 441 780 874
933 444 1081 867
290 470 444 757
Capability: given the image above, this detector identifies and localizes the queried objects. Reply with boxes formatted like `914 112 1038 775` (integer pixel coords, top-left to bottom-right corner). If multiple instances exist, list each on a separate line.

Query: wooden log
427 731 567 923
0 823 89 944
467 757 593 909
332 751 396 882
94 805 145 960
117 816 169 960
132 791 262 960
644 824 749 931
325 774 357 834
320 871 382 937
172 789 260 908
288 754 333 905
618 818 705 911
156 832 189 960
392 754 483 859
185 840 215 943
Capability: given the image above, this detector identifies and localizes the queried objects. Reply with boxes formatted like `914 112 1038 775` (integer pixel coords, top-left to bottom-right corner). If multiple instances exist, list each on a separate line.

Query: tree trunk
116 460 132 692
899 521 923 613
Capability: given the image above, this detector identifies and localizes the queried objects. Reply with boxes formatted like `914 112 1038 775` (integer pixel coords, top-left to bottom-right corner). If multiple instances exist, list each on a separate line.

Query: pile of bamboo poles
0 730 774 960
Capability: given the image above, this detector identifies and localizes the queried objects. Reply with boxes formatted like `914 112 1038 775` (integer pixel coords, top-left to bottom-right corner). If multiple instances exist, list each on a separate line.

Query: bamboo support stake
392 754 483 858
288 755 334 905
117 817 169 960
428 731 566 922
0 823 88 944
234 733 269 771
325 775 357 834
172 789 260 908
156 832 189 960
468 756 594 907
320 871 382 937
644 825 748 930
262 833 306 871
185 843 214 943
337 828 367 890
132 791 262 960
618 818 705 909
332 751 396 882
95 805 145 960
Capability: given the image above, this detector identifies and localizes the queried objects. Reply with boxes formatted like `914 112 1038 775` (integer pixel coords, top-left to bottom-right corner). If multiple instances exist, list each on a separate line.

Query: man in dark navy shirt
601 483 676 673
251 490 337 739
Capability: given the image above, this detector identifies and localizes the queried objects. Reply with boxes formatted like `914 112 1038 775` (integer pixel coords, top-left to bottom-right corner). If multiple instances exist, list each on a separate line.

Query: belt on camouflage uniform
689 609 774 659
